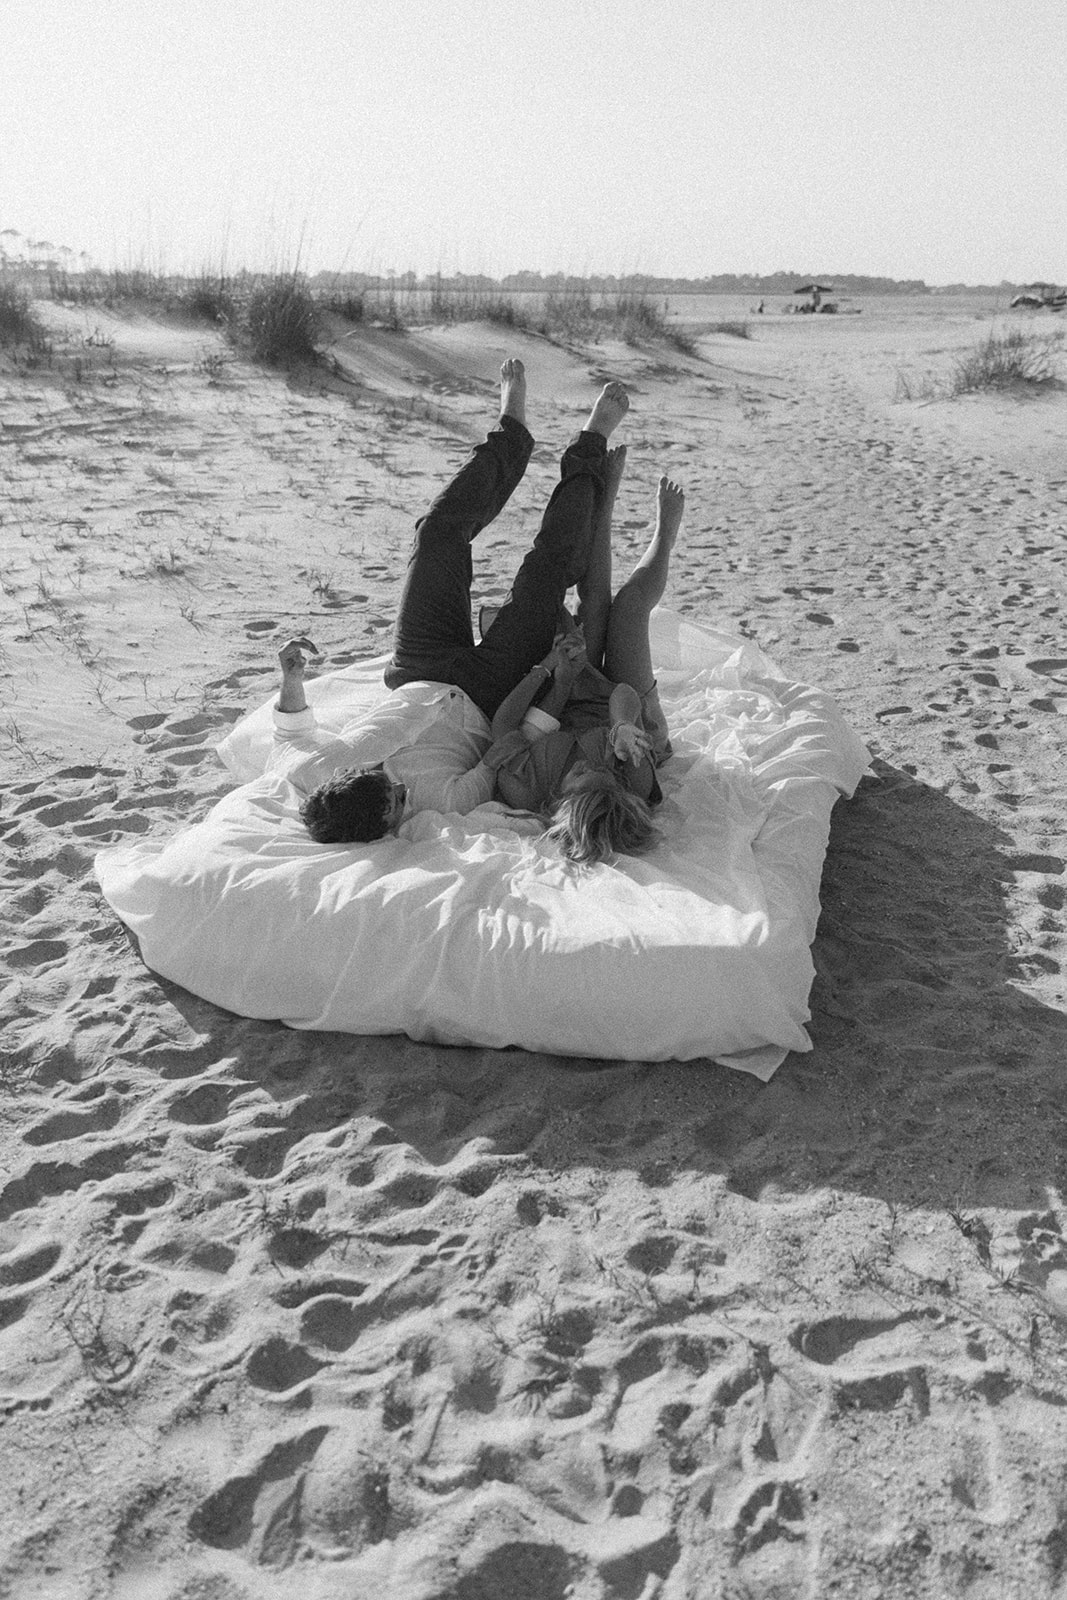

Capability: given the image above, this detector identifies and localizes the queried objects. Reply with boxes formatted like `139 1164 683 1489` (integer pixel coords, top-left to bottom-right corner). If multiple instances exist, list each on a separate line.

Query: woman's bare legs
603 475 685 692
577 444 626 670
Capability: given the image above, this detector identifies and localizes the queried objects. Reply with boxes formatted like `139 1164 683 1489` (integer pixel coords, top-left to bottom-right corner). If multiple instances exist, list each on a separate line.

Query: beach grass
707 319 751 339
243 276 320 365
949 327 1062 394
0 273 51 357
24 260 702 362
896 327 1063 402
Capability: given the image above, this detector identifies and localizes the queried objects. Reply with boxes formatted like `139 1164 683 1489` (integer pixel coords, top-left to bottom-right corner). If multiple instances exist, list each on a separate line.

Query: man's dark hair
299 769 392 844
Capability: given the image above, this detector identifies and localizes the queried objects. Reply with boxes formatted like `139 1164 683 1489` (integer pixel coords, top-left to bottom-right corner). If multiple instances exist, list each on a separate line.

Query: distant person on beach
270 361 631 842
479 459 684 865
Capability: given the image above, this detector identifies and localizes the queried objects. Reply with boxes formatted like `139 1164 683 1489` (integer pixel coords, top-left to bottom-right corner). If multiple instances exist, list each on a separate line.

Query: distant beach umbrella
793 284 834 295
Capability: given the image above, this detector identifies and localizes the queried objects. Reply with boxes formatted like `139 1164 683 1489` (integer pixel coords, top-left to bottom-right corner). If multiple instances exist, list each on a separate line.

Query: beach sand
2 296 1066 1598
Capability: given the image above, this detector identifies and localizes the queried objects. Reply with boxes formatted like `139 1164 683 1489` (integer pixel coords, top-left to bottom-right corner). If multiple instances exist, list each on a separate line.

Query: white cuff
272 705 316 731
522 705 560 737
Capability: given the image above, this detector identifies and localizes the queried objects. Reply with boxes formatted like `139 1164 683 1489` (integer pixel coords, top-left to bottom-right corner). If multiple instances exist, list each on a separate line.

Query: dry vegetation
895 326 1064 402
0 261 703 369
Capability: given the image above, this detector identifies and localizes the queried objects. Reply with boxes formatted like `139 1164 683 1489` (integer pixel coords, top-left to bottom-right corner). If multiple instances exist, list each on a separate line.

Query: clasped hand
543 625 587 685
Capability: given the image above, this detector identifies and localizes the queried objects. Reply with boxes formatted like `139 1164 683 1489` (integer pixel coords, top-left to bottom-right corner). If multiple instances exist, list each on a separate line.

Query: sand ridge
2 300 1067 1597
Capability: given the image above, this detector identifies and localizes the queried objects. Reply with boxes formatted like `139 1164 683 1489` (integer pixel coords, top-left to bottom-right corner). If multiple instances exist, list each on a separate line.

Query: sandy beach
2 294 1067 1598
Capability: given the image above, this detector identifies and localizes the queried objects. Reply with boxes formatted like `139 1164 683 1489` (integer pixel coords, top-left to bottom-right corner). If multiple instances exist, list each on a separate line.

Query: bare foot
500 357 526 426
655 475 685 545
603 443 627 500
585 380 629 439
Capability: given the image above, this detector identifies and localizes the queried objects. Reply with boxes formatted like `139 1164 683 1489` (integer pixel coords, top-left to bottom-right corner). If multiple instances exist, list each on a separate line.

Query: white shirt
268 681 495 818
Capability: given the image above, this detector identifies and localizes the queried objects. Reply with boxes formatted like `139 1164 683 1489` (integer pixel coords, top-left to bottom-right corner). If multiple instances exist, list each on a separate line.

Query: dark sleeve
482 730 532 771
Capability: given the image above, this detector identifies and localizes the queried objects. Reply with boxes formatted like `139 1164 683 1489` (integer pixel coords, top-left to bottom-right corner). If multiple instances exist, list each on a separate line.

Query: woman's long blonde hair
544 769 658 866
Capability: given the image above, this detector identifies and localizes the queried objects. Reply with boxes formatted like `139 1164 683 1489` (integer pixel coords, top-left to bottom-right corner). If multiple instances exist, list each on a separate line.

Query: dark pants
384 415 606 718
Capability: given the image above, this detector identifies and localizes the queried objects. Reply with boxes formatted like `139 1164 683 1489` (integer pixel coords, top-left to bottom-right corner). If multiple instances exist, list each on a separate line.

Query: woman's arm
607 682 653 764
490 630 587 740
490 661 555 739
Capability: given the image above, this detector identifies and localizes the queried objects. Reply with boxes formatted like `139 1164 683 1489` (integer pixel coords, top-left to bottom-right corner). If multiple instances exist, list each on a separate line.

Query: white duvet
96 610 868 1080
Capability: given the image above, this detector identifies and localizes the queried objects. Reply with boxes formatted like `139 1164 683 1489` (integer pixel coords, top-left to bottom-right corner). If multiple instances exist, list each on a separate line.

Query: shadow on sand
154 757 1067 1217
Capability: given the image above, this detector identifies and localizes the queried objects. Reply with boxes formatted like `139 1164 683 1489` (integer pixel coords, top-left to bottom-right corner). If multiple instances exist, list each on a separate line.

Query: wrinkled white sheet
96 610 868 1080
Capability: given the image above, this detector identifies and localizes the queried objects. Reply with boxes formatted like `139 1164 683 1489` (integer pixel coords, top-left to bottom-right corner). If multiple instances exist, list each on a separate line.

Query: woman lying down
481 455 684 864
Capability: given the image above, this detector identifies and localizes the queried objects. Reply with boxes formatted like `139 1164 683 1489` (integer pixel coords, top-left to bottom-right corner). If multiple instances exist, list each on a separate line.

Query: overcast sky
2 0 1064 284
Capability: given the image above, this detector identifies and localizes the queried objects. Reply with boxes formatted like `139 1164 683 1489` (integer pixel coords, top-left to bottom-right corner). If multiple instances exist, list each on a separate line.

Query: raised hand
609 719 652 766
278 636 320 678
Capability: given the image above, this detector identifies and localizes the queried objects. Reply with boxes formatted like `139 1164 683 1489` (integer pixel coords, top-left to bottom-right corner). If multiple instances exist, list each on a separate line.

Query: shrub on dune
428 283 530 328
611 292 697 356
950 328 1061 395
321 291 364 323
182 275 236 326
0 275 50 356
243 276 320 365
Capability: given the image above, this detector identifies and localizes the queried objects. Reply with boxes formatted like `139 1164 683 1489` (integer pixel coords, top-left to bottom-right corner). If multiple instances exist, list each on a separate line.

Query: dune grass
0 274 51 357
707 319 751 339
355 280 698 353
243 277 320 365
895 328 1062 402
44 264 320 365
949 328 1061 394
27 261 701 369
426 282 533 329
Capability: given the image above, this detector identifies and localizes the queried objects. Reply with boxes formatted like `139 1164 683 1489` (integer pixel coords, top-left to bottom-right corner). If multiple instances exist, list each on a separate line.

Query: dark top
484 724 661 813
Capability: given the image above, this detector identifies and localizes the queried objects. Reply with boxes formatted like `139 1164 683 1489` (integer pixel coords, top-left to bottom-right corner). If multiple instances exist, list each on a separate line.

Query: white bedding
95 610 868 1080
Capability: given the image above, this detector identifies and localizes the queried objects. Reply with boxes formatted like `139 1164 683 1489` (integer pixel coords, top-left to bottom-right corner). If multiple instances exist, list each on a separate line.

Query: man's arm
268 634 360 794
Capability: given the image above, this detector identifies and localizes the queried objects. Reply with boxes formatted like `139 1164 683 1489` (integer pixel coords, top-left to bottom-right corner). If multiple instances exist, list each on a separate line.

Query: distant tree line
309 269 942 296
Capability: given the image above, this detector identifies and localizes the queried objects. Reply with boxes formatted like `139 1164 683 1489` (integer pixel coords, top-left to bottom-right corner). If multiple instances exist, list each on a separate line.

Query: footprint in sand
790 1312 935 1417
166 1082 233 1125
164 748 212 767
0 1144 133 1222
0 1241 62 1288
23 1094 123 1145
300 1294 376 1353
0 1295 29 1332
273 1275 369 1310
7 939 69 970
732 1478 806 1561
245 1336 327 1394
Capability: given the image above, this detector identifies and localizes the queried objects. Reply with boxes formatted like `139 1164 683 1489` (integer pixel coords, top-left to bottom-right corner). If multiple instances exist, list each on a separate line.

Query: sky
2 0 1065 285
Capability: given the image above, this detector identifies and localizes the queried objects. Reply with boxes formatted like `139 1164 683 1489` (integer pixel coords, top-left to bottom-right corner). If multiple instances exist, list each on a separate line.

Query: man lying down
270 358 686 866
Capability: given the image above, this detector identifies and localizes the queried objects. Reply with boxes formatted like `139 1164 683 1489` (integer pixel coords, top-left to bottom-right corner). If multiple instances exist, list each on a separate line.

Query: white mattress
96 610 868 1080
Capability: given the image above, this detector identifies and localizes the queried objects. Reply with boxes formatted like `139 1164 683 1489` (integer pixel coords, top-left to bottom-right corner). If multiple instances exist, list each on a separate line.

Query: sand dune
2 297 1067 1597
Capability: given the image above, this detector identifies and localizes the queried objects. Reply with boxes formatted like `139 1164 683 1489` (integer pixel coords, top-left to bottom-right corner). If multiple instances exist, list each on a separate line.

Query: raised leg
603 475 685 693
577 443 626 671
459 383 631 716
385 360 533 686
